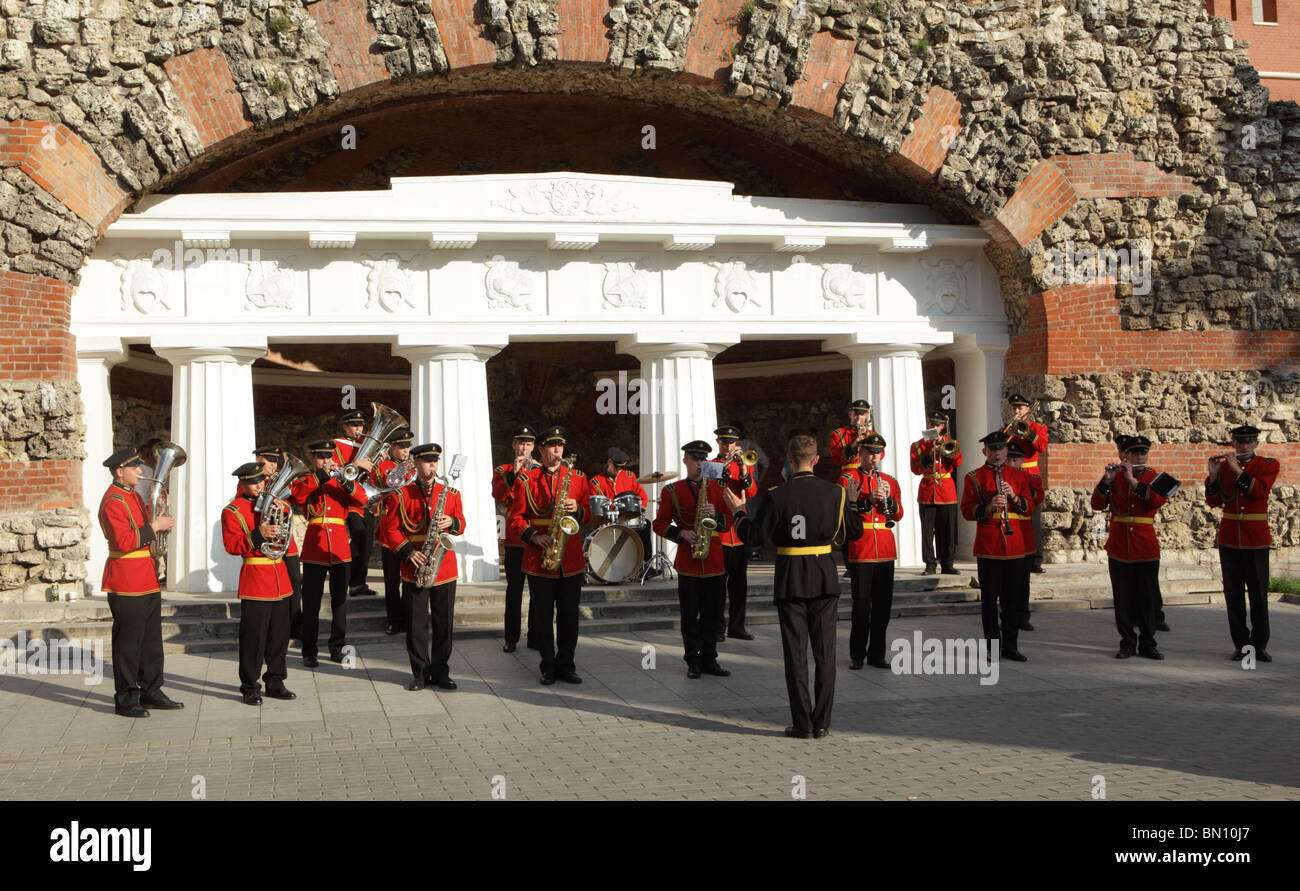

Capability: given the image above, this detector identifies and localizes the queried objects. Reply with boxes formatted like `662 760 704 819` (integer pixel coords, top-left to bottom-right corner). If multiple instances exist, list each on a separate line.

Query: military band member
911 411 962 575
334 409 378 597
1006 393 1049 573
1006 443 1044 631
652 440 735 679
1111 435 1169 633
380 443 465 690
1091 436 1168 660
960 431 1033 662
1206 424 1279 662
725 434 862 738
590 446 653 572
223 463 296 705
253 445 303 641
291 441 370 667
829 398 874 473
838 433 902 670
508 426 592 685
373 428 414 636
493 425 537 653
98 446 183 718
711 425 758 641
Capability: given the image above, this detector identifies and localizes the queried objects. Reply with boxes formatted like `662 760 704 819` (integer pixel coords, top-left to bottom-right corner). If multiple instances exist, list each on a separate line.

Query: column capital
391 342 506 364
153 344 268 366
933 332 1010 362
615 336 737 362
75 336 128 366
827 340 933 362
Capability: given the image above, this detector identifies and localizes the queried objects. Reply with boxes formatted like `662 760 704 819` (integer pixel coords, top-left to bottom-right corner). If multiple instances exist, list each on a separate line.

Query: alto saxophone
415 478 454 588
541 457 579 572
691 476 718 561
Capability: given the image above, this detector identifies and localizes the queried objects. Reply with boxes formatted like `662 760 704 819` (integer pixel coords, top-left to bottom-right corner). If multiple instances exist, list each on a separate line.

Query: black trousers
1018 554 1032 624
1219 546 1270 651
301 562 349 659
403 580 456 683
528 573 581 674
502 545 528 645
1030 500 1044 569
238 597 291 694
919 503 958 568
776 595 838 733
381 547 403 629
107 591 165 710
347 511 376 590
848 561 894 663
678 575 724 666
1109 557 1159 653
721 545 749 633
976 557 1024 652
284 554 303 639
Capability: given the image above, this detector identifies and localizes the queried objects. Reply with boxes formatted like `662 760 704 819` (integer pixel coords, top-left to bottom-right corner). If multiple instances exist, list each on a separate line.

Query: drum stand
637 551 674 585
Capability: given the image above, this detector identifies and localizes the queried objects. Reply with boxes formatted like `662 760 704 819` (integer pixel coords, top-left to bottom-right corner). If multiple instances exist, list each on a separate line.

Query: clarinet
994 464 1014 536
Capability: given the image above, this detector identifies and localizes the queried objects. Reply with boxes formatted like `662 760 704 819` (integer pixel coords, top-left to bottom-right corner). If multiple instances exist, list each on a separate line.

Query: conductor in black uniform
724 433 863 739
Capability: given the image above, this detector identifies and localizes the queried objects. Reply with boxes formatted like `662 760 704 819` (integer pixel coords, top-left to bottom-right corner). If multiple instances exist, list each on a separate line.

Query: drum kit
582 470 679 585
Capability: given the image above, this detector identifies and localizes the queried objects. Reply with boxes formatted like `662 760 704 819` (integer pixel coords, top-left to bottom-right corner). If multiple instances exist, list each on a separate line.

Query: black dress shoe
1257 650 1272 663
539 671 556 685
1019 621 1035 632
141 695 184 710
1139 648 1164 660
1001 649 1028 662
1155 621 1170 632
265 688 296 700
407 679 426 691
1228 650 1245 661
867 658 892 669
813 727 830 739
923 563 937 575
1116 648 1135 659
115 704 150 718
687 664 702 679
329 650 344 663
430 676 458 690
941 566 960 575
784 726 810 739
526 639 539 651
303 655 319 668
849 659 864 670
715 631 726 643
385 624 399 636
242 692 263 706
701 662 730 677
1030 566 1045 574
556 671 582 684
349 585 377 597
727 629 755 641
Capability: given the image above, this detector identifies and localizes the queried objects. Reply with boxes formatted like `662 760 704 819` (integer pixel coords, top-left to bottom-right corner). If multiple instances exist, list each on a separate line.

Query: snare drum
584 524 645 584
613 492 645 528
588 494 612 523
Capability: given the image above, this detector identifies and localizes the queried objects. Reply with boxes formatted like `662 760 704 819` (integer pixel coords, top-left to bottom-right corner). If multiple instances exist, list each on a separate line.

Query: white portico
72 173 1010 593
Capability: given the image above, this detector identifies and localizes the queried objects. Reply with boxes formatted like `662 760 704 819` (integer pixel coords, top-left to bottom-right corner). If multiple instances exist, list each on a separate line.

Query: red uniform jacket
332 437 366 516
507 464 592 578
372 457 404 551
290 470 367 565
652 478 733 578
233 481 298 557
707 457 757 547
830 425 873 472
493 461 529 547
960 463 1033 559
221 495 292 600
838 469 903 562
910 439 961 504
98 482 160 596
589 469 649 507
378 480 465 586
1207 454 1279 549
1019 470 1045 550
1090 467 1166 562
1009 420 1049 477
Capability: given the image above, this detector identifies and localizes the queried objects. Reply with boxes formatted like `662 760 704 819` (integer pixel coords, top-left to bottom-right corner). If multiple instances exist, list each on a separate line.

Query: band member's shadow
495 686 776 738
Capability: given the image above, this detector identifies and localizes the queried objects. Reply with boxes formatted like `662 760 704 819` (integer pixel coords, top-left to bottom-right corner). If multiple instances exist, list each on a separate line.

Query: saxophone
690 477 718 561
415 477 454 588
541 457 579 572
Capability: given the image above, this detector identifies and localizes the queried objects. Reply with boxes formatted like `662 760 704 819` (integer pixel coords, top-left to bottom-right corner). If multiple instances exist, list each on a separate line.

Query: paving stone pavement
0 602 1297 800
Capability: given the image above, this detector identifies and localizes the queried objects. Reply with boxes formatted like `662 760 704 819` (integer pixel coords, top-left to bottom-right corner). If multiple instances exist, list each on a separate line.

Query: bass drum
584 523 645 585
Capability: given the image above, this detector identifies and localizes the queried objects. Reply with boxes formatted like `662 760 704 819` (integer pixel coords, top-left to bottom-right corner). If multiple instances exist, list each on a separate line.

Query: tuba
256 453 309 558
139 439 186 562
333 402 408 482
360 458 417 506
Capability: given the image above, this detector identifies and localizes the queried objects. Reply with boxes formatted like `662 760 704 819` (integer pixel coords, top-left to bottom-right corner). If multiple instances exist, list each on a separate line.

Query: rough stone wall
483 0 557 65
0 507 90 599
608 0 698 72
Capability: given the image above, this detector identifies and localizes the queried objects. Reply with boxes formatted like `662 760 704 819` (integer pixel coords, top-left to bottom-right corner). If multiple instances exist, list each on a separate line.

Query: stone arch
3 0 1300 598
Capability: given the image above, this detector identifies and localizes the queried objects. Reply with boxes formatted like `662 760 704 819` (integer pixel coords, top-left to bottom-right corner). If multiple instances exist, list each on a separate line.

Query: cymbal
636 470 678 485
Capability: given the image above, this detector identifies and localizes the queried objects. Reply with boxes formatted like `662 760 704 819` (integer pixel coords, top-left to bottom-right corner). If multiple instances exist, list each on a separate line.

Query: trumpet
726 443 758 470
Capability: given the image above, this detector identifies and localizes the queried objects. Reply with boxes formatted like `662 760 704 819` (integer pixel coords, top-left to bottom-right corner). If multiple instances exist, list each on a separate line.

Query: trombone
1002 402 1035 439
921 412 959 460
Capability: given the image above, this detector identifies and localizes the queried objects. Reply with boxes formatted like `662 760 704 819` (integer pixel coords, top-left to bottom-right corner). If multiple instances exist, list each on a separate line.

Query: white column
617 337 735 564
949 339 1007 559
393 341 506 583
76 337 127 597
834 343 931 568
154 342 266 593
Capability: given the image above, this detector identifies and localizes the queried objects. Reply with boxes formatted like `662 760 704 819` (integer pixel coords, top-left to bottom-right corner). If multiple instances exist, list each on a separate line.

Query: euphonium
256 454 309 558
139 439 187 561
360 458 417 506
333 402 408 482
541 456 579 572
691 476 718 560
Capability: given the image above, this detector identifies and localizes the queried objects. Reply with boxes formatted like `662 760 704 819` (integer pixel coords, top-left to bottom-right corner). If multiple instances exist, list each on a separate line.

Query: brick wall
888 86 961 182
0 122 129 231
680 0 745 86
789 30 855 120
429 0 497 71
163 48 252 150
1209 0 1300 102
556 0 609 64
313 0 390 93
0 459 80 510
0 270 74 379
